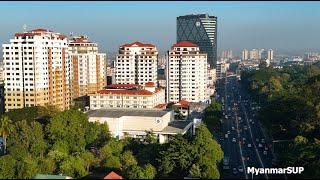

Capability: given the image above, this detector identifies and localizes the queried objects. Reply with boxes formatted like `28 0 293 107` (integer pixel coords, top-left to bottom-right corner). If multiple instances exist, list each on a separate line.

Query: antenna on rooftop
23 24 27 32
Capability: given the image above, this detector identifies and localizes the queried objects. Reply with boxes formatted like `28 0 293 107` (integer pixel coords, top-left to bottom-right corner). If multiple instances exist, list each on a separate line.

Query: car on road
232 138 236 143
232 168 238 175
258 143 263 148
232 126 235 131
251 121 255 125
242 137 246 142
263 150 267 155
227 131 231 135
244 126 248 130
238 166 244 172
249 119 252 122
247 143 252 148
261 139 265 143
265 146 269 151
225 134 229 138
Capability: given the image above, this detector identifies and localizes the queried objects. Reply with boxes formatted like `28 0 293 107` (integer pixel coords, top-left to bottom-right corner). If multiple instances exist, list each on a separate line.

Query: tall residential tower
69 35 107 99
115 41 158 85
2 29 71 111
177 14 217 67
166 41 209 103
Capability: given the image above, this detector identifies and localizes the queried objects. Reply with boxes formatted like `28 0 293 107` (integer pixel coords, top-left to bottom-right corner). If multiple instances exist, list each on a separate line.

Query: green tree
0 155 17 179
46 109 89 153
60 156 87 178
0 115 14 154
80 151 96 173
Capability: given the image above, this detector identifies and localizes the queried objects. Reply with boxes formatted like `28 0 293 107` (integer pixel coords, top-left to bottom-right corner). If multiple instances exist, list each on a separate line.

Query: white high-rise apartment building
166 41 209 103
69 35 107 99
242 49 249 60
115 41 158 85
267 49 274 60
250 49 259 60
2 28 71 111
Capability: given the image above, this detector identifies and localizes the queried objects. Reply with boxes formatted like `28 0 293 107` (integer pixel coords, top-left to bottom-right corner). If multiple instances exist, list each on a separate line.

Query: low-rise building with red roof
103 171 123 179
89 82 165 110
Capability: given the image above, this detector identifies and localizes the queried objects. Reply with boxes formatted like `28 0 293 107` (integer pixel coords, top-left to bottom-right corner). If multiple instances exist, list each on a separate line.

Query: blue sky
1 1 320 55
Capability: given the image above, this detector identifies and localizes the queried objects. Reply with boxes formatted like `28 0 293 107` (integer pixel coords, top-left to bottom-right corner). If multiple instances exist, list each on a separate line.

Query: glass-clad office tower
177 14 217 67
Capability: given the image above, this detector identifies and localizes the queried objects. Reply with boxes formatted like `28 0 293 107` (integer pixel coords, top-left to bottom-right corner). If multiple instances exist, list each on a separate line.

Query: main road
217 75 276 179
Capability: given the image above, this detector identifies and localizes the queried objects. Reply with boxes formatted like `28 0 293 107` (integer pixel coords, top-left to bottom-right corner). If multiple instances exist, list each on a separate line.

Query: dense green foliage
203 99 222 133
240 62 320 178
0 106 223 179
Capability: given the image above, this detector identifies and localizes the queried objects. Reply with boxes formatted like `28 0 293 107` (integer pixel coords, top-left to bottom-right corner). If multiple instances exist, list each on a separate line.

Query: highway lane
218 75 277 179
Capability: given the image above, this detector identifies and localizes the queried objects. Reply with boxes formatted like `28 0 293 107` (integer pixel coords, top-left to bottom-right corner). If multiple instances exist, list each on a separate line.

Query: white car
232 138 236 143
232 126 235 131
258 143 263 148
244 126 248 130
248 143 252 148
227 131 231 135
265 146 269 151
263 150 267 155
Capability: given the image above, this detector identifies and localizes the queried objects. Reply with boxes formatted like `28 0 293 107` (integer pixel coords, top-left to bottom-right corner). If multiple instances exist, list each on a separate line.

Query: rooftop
172 41 198 48
161 120 193 134
121 41 155 48
96 89 153 96
34 174 72 179
104 171 123 179
87 108 171 118
105 84 141 89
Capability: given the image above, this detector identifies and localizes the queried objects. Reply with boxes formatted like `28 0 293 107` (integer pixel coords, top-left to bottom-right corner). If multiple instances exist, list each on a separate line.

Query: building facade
2 29 71 111
89 82 165 110
69 35 107 99
177 14 217 67
250 49 260 60
87 108 193 144
115 41 158 85
166 41 209 103
242 49 249 60
267 49 274 60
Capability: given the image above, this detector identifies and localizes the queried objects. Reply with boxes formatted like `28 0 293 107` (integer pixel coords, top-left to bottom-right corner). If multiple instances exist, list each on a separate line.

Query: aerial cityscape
0 1 319 179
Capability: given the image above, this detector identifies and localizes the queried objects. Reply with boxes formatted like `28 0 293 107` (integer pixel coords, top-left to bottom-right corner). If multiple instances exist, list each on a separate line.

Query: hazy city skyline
1 1 320 55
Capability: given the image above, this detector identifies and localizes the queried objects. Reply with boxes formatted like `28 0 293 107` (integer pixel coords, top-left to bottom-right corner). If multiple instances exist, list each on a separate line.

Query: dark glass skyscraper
177 14 217 67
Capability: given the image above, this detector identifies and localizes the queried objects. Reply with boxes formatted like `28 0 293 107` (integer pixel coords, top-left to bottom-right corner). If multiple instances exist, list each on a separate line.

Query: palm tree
0 115 14 154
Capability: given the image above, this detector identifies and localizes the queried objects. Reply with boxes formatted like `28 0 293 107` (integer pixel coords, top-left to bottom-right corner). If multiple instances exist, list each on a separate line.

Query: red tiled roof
173 99 190 108
172 41 198 48
145 82 155 87
31 28 48 32
106 84 141 89
121 41 155 48
15 32 42 37
97 89 153 96
104 171 123 179
154 103 167 109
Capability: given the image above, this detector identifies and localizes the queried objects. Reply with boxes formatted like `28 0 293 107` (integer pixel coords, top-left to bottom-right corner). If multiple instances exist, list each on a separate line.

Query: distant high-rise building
242 49 249 60
221 50 233 59
115 41 158 85
2 28 71 111
260 49 268 60
267 49 274 60
0 61 4 84
69 35 107 99
177 14 217 67
250 49 259 60
166 41 209 103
